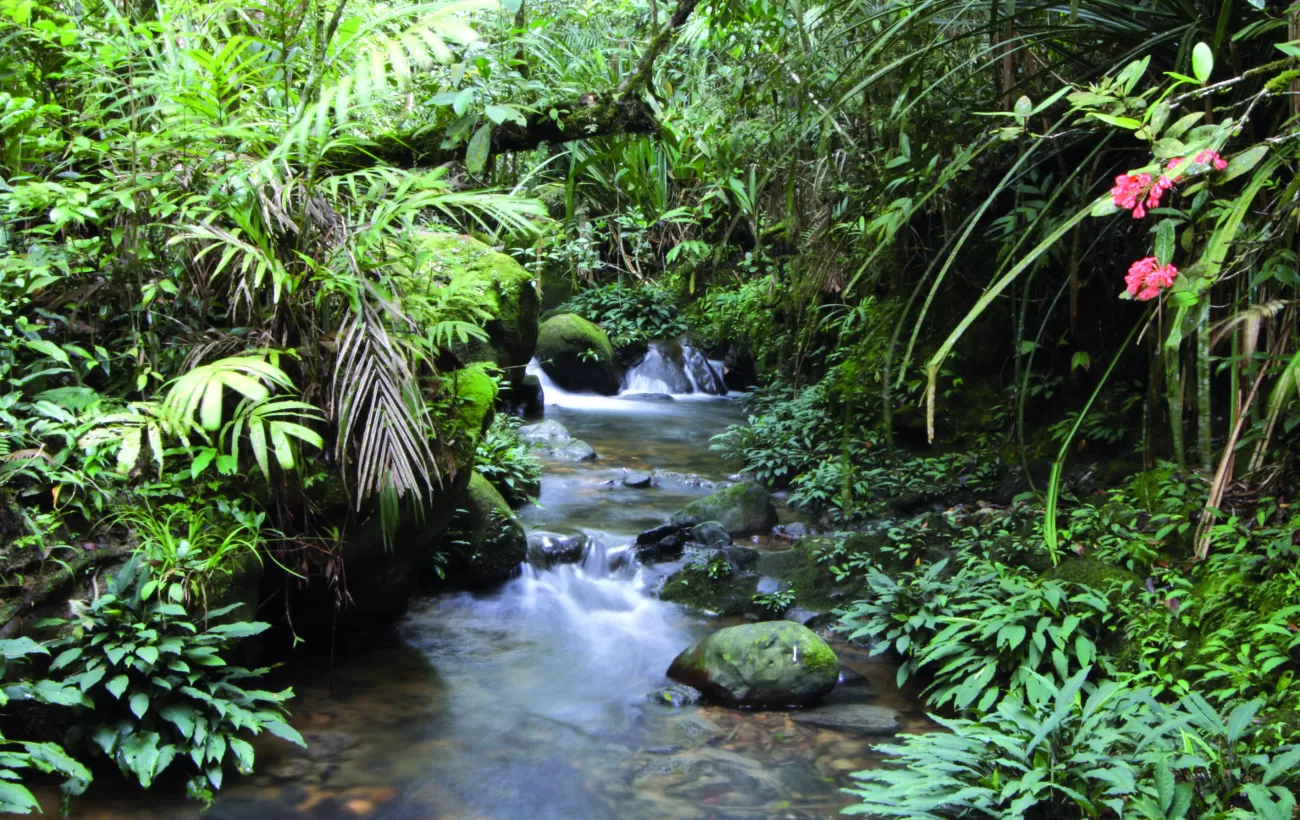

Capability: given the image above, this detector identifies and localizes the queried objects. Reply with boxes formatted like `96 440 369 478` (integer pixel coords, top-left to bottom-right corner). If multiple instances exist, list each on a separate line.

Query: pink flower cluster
1111 151 1229 220
1111 172 1174 219
1125 256 1178 301
1168 150 1228 176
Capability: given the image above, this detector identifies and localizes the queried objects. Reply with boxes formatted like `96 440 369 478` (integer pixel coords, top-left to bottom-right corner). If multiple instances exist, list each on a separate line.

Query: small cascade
622 340 728 397
681 344 728 395
623 342 692 394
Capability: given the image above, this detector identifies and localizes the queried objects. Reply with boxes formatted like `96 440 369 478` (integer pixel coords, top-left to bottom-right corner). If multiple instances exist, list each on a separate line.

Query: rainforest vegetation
2 0 1300 815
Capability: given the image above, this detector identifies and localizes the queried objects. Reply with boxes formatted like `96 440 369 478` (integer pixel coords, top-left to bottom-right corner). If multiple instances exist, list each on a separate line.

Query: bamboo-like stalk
1196 301 1213 472
1165 342 1186 472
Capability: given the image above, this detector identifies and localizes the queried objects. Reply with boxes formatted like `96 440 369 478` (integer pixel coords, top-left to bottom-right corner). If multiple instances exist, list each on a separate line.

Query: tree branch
333 0 698 170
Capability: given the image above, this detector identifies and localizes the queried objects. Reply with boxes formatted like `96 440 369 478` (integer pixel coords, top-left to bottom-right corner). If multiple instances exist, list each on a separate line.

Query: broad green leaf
1192 42 1213 84
466 123 491 175
130 691 150 719
1155 219 1176 265
106 674 129 699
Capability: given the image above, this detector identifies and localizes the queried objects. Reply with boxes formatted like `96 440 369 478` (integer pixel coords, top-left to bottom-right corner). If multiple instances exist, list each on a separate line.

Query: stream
44 368 927 820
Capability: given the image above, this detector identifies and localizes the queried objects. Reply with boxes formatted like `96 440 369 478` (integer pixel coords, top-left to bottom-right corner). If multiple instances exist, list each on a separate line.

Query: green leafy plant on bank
44 557 303 804
845 671 1300 820
473 416 541 507
0 639 91 814
558 283 687 346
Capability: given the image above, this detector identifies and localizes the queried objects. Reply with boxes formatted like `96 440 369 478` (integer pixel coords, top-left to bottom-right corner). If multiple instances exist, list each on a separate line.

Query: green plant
474 416 541 507
845 672 1300 820
704 553 731 580
112 503 264 609
0 638 91 813
751 588 795 615
558 283 687 347
45 557 304 803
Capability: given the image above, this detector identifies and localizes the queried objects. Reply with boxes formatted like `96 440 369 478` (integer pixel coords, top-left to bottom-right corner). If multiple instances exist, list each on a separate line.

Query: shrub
0 638 91 813
558 283 687 346
473 415 541 506
845 673 1300 820
45 556 303 803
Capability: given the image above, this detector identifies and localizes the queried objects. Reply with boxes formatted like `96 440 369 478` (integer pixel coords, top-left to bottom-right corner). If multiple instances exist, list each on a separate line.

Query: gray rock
637 523 685 546
623 471 654 488
647 684 702 708
636 529 686 562
519 419 571 444
778 522 811 540
623 392 675 402
838 667 871 688
689 521 732 547
756 576 784 595
724 545 759 570
551 439 597 461
790 703 903 735
783 606 827 627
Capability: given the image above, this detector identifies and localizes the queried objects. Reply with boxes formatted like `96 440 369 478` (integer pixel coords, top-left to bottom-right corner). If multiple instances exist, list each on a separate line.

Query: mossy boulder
671 482 778 537
1041 557 1142 602
441 473 527 587
659 559 759 616
666 622 840 707
535 313 619 395
754 537 861 612
396 232 539 387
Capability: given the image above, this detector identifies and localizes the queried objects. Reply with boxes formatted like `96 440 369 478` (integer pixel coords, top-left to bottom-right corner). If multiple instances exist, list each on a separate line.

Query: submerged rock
518 419 571 444
623 471 654 488
670 482 778 537
536 313 619 395
547 439 597 462
789 703 902 735
647 684 703 708
666 622 840 708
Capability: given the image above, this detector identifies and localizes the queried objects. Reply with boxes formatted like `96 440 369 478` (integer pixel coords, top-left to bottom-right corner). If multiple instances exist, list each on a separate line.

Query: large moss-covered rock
670 482 778 536
666 622 839 707
441 473 527 587
535 313 619 395
395 232 539 387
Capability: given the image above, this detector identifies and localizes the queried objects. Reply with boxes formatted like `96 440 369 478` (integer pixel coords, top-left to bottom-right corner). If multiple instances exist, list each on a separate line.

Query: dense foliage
6 0 1300 810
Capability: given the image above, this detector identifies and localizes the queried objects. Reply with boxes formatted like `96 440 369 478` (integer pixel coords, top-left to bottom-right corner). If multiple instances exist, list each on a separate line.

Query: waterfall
622 340 727 397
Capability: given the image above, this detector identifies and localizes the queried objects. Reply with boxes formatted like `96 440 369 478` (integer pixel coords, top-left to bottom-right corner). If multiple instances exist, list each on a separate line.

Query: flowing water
35 366 929 820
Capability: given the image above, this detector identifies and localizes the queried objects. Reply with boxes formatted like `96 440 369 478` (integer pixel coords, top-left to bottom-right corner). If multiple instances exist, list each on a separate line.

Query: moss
397 232 539 381
537 312 614 361
670 482 778 536
754 537 862 612
803 635 840 674
535 313 620 394
1041 557 1142 601
453 363 499 436
659 563 759 616
445 473 527 587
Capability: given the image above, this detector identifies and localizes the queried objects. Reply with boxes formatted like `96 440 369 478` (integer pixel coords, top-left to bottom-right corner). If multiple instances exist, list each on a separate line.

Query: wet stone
623 471 654 488
689 520 732 547
648 684 703 708
790 703 903 735
302 731 358 762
